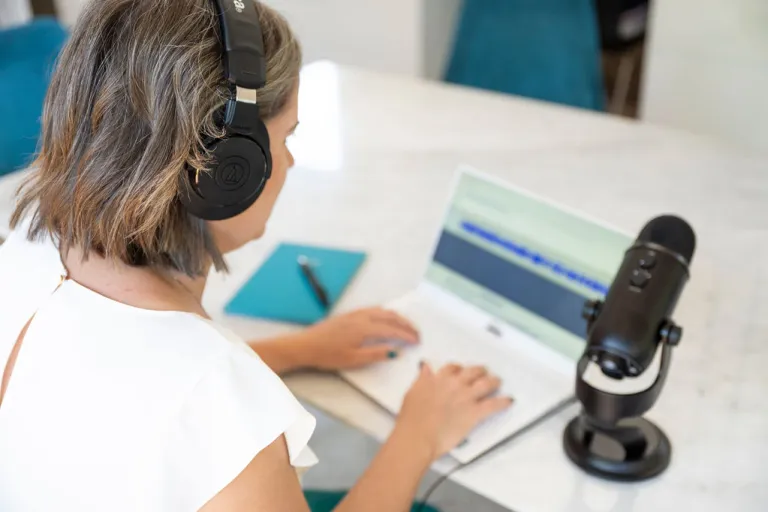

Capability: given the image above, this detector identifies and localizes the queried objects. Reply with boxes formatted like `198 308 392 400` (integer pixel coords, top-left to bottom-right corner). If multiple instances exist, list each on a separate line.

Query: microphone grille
638 215 696 264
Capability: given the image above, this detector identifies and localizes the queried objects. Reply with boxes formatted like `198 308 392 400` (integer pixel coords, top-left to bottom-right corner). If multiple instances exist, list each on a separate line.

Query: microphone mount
562 299 682 481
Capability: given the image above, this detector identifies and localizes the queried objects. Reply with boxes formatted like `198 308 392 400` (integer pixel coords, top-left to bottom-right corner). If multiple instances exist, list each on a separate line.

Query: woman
0 1 511 510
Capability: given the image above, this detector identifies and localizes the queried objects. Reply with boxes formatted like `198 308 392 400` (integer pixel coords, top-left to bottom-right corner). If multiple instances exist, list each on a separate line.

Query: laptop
341 166 633 463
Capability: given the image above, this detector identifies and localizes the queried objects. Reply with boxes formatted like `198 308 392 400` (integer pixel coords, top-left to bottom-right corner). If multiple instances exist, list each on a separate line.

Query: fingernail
387 351 398 359
419 360 425 368
507 396 515 404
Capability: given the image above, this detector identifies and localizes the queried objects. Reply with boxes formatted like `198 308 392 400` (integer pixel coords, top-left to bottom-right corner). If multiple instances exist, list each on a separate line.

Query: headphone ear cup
180 136 268 221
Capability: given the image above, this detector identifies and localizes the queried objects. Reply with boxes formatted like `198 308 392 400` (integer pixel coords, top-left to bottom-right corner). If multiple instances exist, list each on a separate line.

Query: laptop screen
425 169 633 360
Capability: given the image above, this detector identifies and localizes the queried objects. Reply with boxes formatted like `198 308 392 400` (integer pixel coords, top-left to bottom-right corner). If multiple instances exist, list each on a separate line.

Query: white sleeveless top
0 226 317 511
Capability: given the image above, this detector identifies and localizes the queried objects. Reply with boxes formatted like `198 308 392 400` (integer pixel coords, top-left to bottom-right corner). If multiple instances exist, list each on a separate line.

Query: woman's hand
292 307 420 370
396 362 513 460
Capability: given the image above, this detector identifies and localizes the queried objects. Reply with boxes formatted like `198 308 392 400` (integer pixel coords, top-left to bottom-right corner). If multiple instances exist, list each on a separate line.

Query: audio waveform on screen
459 221 609 294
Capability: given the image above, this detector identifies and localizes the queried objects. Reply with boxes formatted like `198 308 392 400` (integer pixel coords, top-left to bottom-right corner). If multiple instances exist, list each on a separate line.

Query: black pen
297 255 331 310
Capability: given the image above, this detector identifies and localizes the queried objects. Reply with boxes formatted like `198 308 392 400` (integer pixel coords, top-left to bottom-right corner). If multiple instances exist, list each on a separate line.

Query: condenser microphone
564 214 696 481
583 215 696 380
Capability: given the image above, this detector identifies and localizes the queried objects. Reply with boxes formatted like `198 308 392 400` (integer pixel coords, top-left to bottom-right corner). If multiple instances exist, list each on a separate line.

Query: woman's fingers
469 375 502 400
437 362 463 376
459 365 488 384
474 395 514 422
367 308 420 344
362 321 419 345
445 364 503 401
352 344 401 367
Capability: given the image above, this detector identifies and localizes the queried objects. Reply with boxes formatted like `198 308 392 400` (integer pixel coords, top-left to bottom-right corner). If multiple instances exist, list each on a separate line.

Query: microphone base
563 414 671 482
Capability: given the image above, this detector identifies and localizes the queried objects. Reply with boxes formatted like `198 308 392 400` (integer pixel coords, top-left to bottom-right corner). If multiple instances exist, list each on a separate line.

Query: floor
301 402 512 512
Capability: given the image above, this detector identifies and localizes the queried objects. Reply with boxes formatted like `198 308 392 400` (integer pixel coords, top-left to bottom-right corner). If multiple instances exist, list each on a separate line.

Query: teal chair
445 0 605 111
305 490 440 512
0 18 68 177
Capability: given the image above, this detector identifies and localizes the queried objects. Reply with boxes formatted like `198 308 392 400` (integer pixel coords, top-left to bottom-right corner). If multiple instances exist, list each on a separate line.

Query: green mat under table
305 490 440 512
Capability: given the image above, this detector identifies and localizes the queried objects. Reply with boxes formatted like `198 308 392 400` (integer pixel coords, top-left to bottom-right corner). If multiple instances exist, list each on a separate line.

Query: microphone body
584 215 695 380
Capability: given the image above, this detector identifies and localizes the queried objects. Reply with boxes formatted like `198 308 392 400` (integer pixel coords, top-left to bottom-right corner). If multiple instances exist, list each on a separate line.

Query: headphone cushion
181 136 268 221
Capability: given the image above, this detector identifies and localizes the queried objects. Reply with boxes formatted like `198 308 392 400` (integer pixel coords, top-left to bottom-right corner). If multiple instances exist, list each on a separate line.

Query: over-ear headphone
179 0 272 221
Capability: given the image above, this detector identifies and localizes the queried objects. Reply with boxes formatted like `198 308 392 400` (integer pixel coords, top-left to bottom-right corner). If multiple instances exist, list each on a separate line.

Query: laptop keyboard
393 299 562 396
343 295 572 463
401 300 567 452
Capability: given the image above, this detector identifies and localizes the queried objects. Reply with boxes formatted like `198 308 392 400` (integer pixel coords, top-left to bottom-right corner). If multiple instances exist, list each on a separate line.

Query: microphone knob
660 322 683 346
582 300 602 322
638 250 657 269
598 353 628 380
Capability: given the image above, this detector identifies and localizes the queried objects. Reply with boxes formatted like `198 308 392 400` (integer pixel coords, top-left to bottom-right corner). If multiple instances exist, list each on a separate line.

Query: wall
0 0 32 27
423 0 462 80
264 0 461 79
641 0 768 152
53 0 84 26
264 0 422 76
50 0 461 80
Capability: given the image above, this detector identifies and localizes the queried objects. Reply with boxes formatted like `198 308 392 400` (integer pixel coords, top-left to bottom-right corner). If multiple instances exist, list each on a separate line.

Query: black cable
415 462 465 512
415 396 579 511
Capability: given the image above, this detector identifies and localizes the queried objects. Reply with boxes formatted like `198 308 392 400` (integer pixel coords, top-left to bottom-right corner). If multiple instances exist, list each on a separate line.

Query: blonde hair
11 0 301 276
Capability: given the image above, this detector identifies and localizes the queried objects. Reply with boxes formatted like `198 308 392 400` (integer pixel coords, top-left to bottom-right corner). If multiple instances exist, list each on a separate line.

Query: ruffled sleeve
162 342 317 511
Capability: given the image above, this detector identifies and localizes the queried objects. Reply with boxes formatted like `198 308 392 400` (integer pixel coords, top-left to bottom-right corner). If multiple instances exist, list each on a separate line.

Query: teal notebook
225 243 367 325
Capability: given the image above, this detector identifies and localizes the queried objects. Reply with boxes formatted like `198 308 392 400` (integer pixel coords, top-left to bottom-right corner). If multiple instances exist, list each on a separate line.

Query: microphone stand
562 302 680 481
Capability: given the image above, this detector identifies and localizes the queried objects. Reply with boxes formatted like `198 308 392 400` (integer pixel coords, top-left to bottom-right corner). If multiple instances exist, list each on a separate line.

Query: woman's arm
199 435 310 512
335 363 511 512
249 307 420 375
200 363 510 512
197 418 433 512
333 421 433 512
250 335 309 375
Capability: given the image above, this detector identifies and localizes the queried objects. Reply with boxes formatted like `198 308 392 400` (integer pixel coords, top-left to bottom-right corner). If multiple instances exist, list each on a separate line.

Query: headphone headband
179 0 272 222
214 0 266 90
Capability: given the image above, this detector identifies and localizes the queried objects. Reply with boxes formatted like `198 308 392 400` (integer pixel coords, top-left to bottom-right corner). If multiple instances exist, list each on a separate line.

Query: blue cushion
0 18 68 176
445 0 605 111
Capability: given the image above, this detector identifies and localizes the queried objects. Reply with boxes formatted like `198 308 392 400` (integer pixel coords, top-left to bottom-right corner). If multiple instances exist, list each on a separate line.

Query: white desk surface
1 61 767 511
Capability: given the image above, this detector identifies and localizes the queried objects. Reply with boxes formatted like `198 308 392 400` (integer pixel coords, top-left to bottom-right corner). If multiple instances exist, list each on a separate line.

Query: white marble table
2 61 767 511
